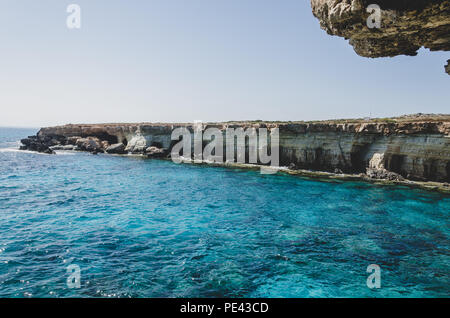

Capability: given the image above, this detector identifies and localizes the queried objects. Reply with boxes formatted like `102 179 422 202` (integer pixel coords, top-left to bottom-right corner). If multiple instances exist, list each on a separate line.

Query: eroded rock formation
310 0 450 73
20 115 450 183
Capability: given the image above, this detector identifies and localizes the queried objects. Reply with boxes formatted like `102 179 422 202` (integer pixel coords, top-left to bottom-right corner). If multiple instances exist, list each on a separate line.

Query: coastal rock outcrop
366 168 405 181
20 135 58 154
146 146 168 158
310 0 450 74
75 137 104 153
106 143 126 154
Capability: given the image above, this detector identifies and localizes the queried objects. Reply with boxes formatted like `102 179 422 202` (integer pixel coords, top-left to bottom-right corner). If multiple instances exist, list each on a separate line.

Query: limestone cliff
21 115 450 183
310 0 450 74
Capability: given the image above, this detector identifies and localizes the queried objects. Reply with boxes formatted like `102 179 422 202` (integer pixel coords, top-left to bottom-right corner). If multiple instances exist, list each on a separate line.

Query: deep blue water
0 127 448 298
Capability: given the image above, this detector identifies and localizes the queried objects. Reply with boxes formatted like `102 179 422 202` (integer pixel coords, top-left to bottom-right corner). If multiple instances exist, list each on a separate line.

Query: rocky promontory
20 114 450 184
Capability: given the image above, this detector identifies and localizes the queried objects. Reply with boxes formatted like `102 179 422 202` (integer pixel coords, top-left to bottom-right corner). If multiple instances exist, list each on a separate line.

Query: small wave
0 148 23 153
0 148 79 156
54 151 77 156
0 148 48 155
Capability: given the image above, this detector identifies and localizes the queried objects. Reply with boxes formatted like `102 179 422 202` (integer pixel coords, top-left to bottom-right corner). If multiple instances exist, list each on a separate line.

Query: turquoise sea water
0 127 448 298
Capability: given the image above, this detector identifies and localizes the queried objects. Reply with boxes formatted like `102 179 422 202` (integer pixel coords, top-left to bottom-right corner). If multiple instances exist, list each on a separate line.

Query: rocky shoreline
20 134 169 158
20 114 450 192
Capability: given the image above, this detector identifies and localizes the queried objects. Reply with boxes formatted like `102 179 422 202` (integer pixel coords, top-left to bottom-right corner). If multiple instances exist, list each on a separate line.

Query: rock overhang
310 0 450 73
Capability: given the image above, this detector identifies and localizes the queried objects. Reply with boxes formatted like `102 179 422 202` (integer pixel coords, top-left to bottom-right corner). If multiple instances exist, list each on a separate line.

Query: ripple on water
0 128 449 297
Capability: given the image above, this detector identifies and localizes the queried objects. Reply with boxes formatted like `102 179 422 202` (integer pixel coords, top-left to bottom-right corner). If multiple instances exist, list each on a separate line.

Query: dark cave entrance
350 144 371 173
151 141 163 148
81 132 118 145
387 154 406 174
312 148 323 170
423 159 439 180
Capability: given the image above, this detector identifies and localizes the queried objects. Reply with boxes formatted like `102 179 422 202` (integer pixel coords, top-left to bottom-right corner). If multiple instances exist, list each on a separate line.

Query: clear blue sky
0 0 449 127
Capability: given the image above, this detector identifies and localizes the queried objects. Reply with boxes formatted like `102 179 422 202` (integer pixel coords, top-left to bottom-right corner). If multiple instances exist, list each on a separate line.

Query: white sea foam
0 147 76 156
0 148 47 155
0 148 22 153
54 151 77 156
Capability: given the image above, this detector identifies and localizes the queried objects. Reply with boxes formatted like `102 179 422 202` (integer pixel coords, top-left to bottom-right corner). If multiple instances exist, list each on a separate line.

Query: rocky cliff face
310 0 450 74
21 116 450 183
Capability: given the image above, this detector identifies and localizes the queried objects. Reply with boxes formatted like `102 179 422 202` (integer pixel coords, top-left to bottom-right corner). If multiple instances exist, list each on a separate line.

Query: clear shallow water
0 127 448 298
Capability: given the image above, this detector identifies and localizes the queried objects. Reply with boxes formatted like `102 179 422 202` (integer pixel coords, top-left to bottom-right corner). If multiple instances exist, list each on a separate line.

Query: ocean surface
0 127 448 298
